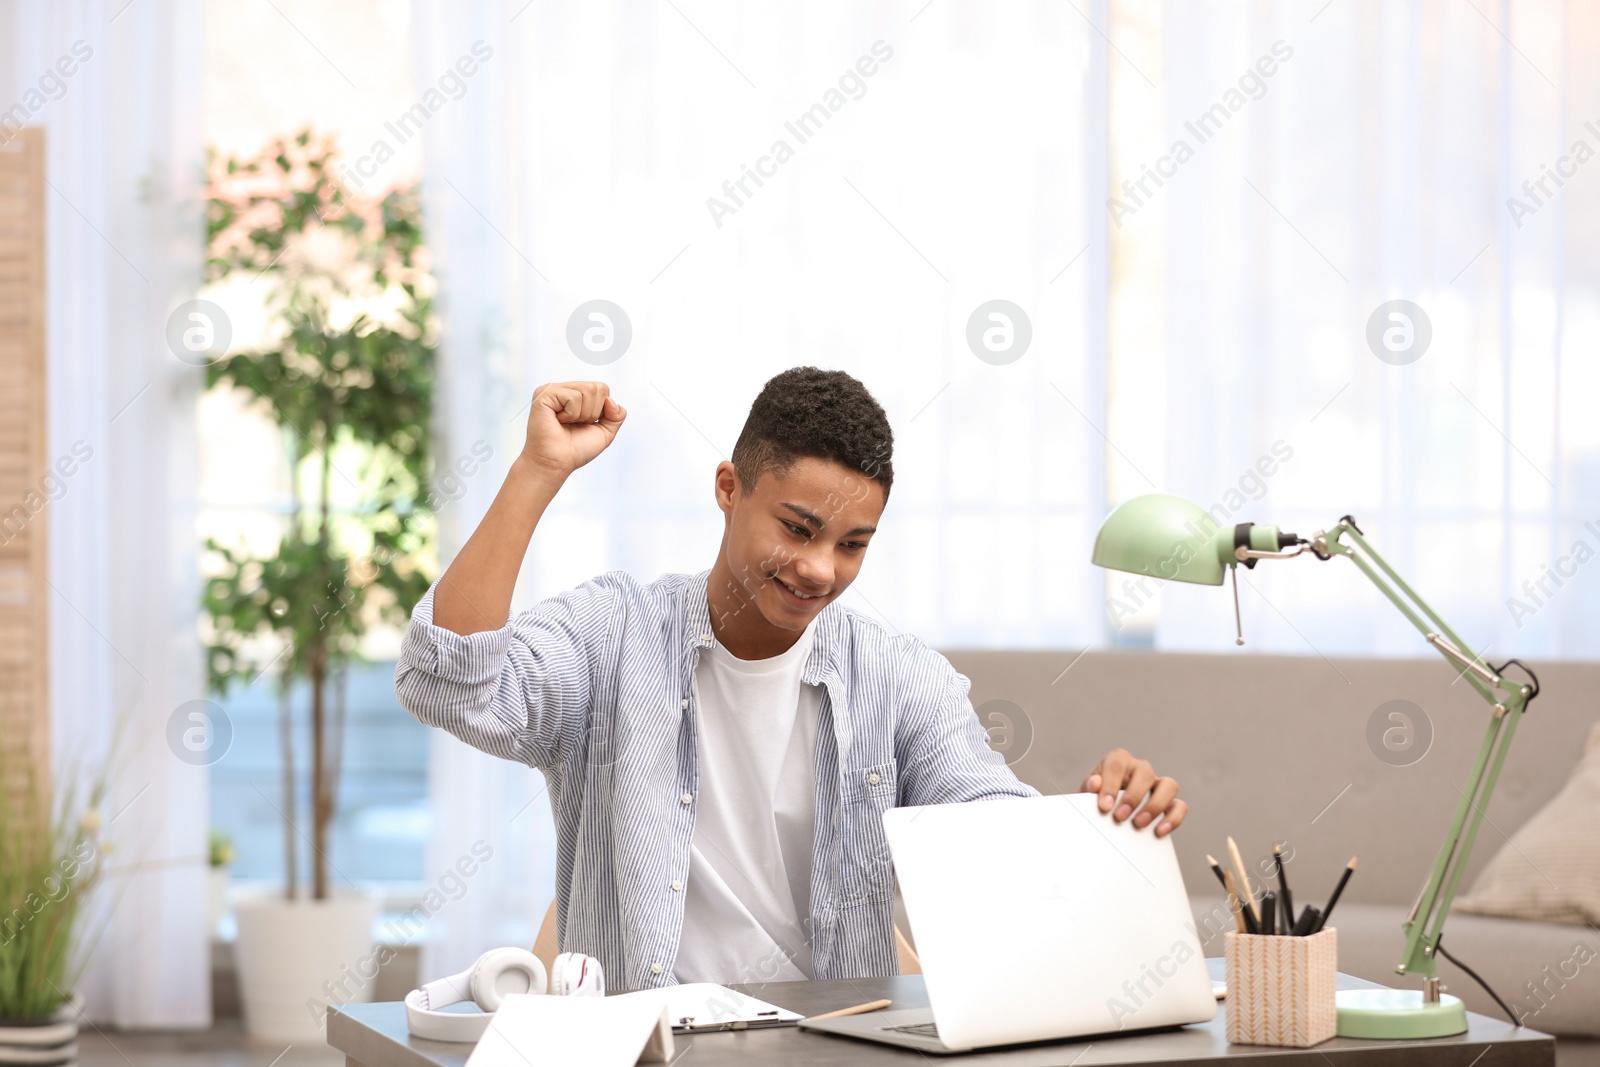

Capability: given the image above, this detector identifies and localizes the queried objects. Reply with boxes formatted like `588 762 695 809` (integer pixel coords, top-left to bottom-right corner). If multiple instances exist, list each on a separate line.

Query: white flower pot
233 887 381 1044
0 995 82 1066
207 868 229 935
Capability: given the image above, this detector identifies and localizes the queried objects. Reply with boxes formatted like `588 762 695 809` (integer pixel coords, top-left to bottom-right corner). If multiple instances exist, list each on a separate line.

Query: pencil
808 999 892 1021
1273 843 1293 928
1206 854 1231 894
1227 836 1262 926
1222 870 1246 933
1311 856 1357 933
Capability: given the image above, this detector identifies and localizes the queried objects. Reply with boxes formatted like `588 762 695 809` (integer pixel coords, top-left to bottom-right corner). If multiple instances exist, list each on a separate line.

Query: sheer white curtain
1111 1 1600 661
408 0 1108 977
1 0 208 1028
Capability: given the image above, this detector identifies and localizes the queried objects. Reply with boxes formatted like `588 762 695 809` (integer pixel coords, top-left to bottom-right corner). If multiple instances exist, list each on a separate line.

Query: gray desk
328 960 1554 1066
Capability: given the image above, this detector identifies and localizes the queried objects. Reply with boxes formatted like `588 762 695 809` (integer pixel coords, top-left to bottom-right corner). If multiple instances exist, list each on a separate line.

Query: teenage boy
396 368 1187 990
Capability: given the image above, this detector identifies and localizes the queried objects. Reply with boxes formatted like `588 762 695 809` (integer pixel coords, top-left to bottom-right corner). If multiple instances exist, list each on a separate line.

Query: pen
1311 856 1357 933
1227 836 1262 927
1206 854 1231 895
1260 890 1275 938
1273 843 1293 929
1222 869 1246 933
807 999 892 1021
1226 870 1259 934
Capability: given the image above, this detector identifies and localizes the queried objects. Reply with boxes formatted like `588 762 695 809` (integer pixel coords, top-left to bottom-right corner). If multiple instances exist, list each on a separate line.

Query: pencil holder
1224 928 1337 1047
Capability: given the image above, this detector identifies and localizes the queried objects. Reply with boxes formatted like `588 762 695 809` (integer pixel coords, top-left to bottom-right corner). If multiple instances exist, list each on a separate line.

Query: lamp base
1336 988 1467 1039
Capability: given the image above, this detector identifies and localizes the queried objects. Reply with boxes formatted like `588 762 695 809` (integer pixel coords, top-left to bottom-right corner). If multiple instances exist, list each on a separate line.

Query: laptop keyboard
884 1022 941 1038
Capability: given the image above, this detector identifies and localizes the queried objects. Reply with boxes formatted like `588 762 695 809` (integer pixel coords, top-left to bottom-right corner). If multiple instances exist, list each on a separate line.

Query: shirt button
700 633 712 641
651 962 664 975
867 772 881 786
670 879 682 892
680 698 689 709
680 793 693 805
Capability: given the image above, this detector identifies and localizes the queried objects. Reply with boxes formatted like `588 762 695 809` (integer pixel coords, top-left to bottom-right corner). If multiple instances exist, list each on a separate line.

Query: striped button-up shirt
394 569 1038 990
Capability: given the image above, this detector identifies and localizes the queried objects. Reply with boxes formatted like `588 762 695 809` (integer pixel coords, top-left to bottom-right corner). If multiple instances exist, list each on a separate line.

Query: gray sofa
942 648 1600 1064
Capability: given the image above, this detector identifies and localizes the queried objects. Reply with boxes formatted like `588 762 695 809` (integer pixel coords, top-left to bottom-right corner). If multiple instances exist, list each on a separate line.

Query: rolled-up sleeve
394 574 622 770
894 645 1041 807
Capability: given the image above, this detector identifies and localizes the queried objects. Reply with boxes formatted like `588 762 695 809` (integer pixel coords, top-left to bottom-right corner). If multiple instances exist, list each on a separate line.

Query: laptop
800 792 1216 1053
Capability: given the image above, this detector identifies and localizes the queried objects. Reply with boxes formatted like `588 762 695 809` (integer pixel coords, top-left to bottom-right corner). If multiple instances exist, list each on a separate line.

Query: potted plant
200 129 435 1043
0 734 108 1066
207 830 234 936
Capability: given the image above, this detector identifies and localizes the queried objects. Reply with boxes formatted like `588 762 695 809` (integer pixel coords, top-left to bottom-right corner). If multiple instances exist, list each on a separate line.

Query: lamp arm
1324 524 1499 703
1318 521 1533 985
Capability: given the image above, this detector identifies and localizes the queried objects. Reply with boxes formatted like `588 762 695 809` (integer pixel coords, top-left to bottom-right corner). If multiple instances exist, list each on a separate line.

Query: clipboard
622 982 803 1033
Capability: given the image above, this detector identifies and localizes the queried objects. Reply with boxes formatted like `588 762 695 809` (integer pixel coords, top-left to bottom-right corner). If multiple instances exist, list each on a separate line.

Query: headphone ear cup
550 952 572 996
469 948 547 1012
552 952 605 997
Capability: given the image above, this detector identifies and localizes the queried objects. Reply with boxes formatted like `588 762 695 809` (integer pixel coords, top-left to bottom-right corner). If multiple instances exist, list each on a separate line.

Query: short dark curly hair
731 367 894 500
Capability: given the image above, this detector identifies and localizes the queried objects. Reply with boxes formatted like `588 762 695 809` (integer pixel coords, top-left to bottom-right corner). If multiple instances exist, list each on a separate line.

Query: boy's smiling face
708 456 886 651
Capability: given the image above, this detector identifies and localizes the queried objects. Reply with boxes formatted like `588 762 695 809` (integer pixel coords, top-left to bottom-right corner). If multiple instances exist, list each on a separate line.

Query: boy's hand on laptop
1080 748 1186 837
520 381 627 478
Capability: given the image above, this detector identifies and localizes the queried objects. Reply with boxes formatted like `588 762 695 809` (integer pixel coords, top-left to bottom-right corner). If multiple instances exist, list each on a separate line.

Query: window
208 661 430 886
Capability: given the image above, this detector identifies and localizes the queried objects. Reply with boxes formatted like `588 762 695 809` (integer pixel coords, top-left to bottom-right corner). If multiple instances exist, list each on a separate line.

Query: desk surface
328 960 1553 1066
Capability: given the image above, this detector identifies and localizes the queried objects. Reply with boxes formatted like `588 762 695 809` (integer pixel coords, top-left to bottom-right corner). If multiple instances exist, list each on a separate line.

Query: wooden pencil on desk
808 999 892 1021
1226 836 1262 925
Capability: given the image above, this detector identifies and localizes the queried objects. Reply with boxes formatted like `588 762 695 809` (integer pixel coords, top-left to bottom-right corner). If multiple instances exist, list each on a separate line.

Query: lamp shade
1091 494 1232 586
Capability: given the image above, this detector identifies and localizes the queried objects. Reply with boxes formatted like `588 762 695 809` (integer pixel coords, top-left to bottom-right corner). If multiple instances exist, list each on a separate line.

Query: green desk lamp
1092 494 1537 1039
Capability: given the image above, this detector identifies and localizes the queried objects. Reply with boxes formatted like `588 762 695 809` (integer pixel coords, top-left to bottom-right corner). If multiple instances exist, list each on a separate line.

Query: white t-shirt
672 622 823 984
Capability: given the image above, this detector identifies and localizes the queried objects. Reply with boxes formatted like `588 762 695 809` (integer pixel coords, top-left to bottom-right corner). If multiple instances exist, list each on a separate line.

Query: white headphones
404 948 605 1042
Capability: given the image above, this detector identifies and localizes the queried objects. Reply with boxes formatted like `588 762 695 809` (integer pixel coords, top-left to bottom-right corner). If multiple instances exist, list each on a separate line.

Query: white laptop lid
883 792 1216 1050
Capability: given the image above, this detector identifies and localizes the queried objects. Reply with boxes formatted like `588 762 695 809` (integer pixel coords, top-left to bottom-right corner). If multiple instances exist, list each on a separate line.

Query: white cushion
1454 721 1600 927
